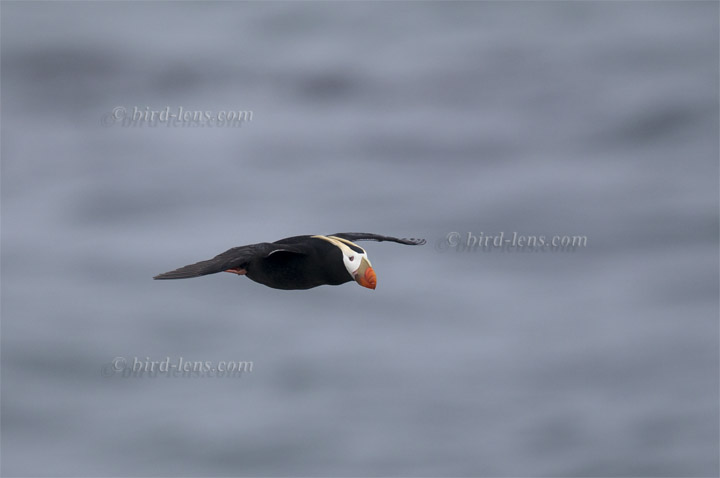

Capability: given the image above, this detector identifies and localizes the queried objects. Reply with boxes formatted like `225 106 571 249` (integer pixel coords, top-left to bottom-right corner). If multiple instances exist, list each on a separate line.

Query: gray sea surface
1 2 718 476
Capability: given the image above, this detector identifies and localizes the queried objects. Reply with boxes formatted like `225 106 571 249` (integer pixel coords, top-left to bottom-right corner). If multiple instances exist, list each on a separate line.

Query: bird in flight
153 232 426 290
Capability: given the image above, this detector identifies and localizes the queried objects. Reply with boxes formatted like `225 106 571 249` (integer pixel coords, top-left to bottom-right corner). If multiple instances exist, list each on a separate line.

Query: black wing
153 243 307 279
331 232 426 246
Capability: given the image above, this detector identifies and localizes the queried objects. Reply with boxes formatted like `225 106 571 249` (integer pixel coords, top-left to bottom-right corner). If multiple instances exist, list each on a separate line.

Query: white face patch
312 235 373 278
339 247 369 277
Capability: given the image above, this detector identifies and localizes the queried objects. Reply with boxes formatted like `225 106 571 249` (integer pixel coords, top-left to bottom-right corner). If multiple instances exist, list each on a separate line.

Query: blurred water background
1 2 718 476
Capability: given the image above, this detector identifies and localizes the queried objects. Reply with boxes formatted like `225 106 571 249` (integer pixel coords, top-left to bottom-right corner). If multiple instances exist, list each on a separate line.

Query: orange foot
224 268 247 275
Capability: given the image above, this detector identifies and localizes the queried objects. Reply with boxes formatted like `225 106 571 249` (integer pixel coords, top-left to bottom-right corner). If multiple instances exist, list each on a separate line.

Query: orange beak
355 265 377 290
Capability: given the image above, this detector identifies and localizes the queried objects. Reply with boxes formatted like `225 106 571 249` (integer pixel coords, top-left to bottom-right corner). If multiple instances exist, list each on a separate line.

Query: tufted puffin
153 233 426 290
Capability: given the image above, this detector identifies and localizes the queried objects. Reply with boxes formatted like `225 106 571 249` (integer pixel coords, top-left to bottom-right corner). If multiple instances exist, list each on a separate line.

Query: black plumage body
244 239 351 290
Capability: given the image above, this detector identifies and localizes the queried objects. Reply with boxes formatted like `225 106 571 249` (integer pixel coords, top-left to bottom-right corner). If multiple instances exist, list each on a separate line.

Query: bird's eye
349 256 355 261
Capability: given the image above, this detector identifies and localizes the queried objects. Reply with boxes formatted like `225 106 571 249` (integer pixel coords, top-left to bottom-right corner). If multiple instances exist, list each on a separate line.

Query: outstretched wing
331 232 426 246
153 243 307 279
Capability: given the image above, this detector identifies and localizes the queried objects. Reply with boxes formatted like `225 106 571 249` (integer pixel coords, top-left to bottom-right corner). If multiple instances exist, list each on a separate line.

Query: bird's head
313 235 377 290
341 249 376 290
